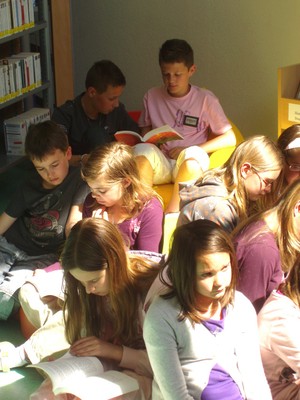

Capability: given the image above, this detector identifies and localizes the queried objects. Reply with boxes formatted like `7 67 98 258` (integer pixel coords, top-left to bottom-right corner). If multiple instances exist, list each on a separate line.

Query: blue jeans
0 236 57 320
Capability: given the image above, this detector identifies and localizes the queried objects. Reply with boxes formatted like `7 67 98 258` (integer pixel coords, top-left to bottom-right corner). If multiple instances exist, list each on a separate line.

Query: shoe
0 341 27 372
0 341 16 372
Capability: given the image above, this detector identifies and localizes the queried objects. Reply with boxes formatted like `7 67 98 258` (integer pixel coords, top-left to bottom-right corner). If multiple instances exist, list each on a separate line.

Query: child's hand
92 207 109 220
70 336 123 362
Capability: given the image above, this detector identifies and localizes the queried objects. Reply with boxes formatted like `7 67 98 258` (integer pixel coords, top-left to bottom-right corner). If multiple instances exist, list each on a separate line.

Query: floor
0 318 43 400
0 161 43 399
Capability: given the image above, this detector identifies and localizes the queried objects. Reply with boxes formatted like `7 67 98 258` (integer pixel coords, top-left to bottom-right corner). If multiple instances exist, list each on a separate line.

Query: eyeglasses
285 159 300 172
251 168 273 188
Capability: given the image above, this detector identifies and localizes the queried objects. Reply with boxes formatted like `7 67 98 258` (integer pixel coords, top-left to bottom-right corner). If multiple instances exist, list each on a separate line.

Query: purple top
234 220 284 313
83 194 163 252
202 310 243 400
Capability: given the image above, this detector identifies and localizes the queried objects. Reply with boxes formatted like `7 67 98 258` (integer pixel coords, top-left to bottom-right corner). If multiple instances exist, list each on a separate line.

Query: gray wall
70 0 300 140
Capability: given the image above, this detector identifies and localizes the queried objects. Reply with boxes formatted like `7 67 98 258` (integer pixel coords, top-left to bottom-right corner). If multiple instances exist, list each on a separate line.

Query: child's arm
65 204 84 237
199 127 236 154
0 212 17 236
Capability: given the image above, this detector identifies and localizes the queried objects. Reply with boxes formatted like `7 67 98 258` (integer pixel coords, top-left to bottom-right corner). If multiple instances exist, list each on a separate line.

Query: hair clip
285 137 300 150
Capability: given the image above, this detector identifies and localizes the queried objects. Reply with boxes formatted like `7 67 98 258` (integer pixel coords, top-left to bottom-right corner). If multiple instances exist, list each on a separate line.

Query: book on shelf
4 107 50 155
114 124 183 146
28 352 139 400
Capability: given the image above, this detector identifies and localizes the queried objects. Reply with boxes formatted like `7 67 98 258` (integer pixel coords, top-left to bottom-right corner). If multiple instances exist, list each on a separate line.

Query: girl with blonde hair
178 135 284 232
81 141 163 252
233 178 300 313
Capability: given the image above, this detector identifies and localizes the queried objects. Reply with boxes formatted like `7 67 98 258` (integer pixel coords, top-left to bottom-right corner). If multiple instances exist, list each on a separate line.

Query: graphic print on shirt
24 191 64 245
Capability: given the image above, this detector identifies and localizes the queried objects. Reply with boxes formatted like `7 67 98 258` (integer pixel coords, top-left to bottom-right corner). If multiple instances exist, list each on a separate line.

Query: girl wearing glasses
177 135 284 232
144 219 271 400
258 254 300 400
277 124 300 188
81 141 163 252
233 179 300 313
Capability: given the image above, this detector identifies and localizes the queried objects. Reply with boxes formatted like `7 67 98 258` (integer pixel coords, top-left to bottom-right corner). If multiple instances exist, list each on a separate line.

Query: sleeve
119 347 153 378
236 240 283 312
234 293 272 399
134 198 163 252
203 92 232 135
138 91 152 128
269 306 300 377
178 198 237 233
143 299 194 400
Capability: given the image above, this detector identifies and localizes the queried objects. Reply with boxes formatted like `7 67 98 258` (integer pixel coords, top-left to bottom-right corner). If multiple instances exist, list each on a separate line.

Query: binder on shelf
4 107 50 155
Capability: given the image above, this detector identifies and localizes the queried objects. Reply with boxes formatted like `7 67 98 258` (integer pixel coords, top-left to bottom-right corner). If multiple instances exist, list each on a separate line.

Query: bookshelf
278 63 300 137
0 0 54 172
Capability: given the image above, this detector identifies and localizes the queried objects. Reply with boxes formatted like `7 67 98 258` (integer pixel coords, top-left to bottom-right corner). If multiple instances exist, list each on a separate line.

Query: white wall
70 0 300 139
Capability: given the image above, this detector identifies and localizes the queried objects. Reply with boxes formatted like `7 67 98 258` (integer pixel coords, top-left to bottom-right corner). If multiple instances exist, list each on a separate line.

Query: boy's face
88 85 124 114
31 147 72 189
160 62 196 97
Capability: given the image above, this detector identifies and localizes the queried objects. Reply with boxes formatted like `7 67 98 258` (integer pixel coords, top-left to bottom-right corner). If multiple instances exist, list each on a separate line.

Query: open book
114 124 183 146
28 352 139 400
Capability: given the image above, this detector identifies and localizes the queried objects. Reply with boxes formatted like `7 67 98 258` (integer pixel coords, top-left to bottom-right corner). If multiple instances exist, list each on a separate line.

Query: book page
73 371 139 400
114 131 142 146
28 352 104 394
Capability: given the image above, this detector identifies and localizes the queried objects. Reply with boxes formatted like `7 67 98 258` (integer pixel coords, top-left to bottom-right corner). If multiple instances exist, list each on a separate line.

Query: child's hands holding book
70 336 123 363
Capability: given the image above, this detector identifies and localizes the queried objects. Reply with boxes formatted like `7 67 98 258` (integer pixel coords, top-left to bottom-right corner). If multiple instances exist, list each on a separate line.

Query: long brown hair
161 219 238 324
232 178 300 273
280 254 300 307
61 218 160 347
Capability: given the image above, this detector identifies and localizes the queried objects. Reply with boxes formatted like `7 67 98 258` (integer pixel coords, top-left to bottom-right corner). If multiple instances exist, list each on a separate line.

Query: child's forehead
160 61 190 72
31 149 65 165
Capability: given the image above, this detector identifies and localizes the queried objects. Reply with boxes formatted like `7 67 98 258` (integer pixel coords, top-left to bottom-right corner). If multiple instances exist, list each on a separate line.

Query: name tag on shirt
183 115 199 127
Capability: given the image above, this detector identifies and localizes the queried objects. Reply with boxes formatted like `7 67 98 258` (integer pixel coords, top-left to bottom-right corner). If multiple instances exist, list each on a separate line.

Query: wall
70 0 300 140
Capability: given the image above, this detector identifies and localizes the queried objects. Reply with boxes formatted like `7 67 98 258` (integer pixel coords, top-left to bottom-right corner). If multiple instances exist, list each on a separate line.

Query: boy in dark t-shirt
52 60 138 165
0 121 89 320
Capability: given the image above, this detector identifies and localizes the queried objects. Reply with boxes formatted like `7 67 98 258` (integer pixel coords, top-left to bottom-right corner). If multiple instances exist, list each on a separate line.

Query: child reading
0 121 89 320
143 219 271 399
81 141 163 252
29 218 165 399
134 39 236 213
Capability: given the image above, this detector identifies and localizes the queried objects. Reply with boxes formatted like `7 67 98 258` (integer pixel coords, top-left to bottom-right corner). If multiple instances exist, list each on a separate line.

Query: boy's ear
240 162 252 179
188 64 196 77
87 86 97 97
66 146 72 161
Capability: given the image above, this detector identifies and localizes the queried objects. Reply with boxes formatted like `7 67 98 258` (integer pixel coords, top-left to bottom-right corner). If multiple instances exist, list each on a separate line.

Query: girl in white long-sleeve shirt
144 219 272 400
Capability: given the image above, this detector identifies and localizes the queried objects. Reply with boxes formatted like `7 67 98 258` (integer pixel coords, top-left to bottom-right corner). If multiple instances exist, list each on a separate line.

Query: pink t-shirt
139 85 231 154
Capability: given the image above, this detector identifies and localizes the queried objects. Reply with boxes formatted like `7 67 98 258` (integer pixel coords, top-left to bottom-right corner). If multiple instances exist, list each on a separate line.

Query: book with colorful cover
114 124 183 146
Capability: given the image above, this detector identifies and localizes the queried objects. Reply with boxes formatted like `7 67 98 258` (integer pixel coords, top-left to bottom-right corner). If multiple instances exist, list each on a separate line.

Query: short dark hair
159 39 194 68
85 60 126 93
25 120 69 160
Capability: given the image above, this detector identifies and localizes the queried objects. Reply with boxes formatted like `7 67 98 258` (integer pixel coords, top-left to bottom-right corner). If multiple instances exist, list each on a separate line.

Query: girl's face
195 252 232 301
70 267 109 296
87 176 127 208
284 150 300 186
241 163 281 201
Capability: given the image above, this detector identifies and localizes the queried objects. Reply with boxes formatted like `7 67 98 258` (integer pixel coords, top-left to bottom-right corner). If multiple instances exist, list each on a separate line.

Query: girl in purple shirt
81 142 163 252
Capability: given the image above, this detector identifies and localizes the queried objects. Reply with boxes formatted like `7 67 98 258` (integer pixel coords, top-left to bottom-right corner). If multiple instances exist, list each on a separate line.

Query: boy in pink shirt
134 39 236 213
